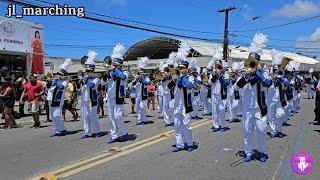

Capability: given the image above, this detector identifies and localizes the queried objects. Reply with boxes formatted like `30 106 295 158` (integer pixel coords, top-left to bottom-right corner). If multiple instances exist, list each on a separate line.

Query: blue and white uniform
228 78 241 122
173 74 195 150
135 75 151 124
191 75 201 119
267 75 291 137
209 73 230 131
162 74 174 125
50 78 68 136
82 76 101 136
157 82 164 118
107 68 129 141
235 70 272 161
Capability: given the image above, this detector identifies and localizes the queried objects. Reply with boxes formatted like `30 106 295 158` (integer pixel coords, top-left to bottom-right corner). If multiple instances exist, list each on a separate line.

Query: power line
231 34 320 43
8 0 222 42
231 15 320 33
35 0 224 35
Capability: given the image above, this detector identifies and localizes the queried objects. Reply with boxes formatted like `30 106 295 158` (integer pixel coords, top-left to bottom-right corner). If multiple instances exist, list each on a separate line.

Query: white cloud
270 0 320 18
296 27 320 60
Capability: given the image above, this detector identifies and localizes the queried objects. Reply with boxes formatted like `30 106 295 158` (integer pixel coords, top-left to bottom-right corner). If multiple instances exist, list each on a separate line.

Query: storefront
0 17 43 77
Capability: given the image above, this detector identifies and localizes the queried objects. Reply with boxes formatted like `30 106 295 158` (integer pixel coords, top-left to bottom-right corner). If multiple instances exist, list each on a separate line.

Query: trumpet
200 72 209 84
244 56 259 74
229 72 238 81
215 64 223 70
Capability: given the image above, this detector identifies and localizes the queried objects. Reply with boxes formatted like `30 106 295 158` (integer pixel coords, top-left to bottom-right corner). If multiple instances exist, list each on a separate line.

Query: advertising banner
0 17 44 74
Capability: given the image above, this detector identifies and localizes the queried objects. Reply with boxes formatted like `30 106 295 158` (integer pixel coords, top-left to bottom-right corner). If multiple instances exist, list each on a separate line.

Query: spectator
16 73 26 117
63 81 78 121
44 75 53 122
128 81 136 114
71 80 79 120
0 78 17 129
156 82 164 117
19 74 44 128
97 83 104 118
147 82 155 110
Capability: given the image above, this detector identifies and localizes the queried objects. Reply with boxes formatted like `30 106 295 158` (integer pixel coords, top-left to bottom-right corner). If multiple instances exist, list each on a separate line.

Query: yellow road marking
31 119 211 180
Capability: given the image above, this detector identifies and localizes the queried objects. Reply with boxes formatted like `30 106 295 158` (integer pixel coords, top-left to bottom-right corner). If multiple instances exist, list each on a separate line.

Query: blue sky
0 0 319 60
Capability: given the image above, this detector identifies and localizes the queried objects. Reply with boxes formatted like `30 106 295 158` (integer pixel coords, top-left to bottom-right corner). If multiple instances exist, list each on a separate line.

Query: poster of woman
31 30 44 74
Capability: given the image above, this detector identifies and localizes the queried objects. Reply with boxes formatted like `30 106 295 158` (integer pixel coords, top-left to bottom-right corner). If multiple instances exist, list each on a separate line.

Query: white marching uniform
267 76 288 135
209 74 230 129
81 77 101 136
174 75 195 148
107 69 129 140
191 75 201 118
135 76 151 124
162 75 173 125
306 76 314 98
50 79 68 134
227 79 240 122
235 71 272 156
157 83 164 118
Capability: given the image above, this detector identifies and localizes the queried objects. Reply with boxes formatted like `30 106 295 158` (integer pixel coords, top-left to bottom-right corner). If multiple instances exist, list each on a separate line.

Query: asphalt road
0 95 319 180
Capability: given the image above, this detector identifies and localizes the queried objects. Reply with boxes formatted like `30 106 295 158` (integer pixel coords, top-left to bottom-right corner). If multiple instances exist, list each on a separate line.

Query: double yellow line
32 119 211 180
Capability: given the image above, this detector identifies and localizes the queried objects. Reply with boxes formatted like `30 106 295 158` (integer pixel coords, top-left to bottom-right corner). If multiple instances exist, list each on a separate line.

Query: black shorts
63 100 73 110
131 98 136 104
3 100 14 109
148 92 154 97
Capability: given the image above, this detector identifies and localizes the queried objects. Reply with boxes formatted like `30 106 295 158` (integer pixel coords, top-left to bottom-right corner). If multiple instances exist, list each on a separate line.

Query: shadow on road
66 129 83 135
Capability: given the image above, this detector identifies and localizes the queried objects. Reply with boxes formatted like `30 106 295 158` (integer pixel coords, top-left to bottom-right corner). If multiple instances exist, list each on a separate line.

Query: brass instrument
229 72 238 81
172 68 181 79
103 56 112 69
274 57 292 76
281 57 292 70
244 56 259 74
46 72 53 81
215 64 223 70
200 72 209 84
80 55 88 68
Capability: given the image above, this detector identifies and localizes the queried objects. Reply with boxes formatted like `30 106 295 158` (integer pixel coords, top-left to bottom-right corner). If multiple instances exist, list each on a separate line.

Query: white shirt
157 84 164 96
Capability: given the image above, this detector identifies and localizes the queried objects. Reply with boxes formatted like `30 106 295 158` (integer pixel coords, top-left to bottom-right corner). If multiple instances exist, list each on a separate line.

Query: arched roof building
123 36 319 71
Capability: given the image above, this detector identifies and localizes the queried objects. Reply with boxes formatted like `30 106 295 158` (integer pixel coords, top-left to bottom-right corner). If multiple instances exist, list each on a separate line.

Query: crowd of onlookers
0 72 162 130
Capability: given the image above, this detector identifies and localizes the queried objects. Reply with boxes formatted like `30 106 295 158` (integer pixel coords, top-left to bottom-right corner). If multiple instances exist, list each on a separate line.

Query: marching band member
172 42 198 152
106 44 129 143
189 58 202 120
227 62 242 123
162 52 176 127
203 66 213 116
306 69 314 99
209 50 230 132
292 72 302 113
134 57 151 125
156 72 164 119
81 51 102 139
267 51 291 138
283 62 300 125
49 59 72 137
234 33 272 162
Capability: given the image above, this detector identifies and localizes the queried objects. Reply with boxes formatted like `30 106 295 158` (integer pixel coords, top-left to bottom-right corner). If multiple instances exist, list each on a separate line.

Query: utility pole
217 6 236 62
